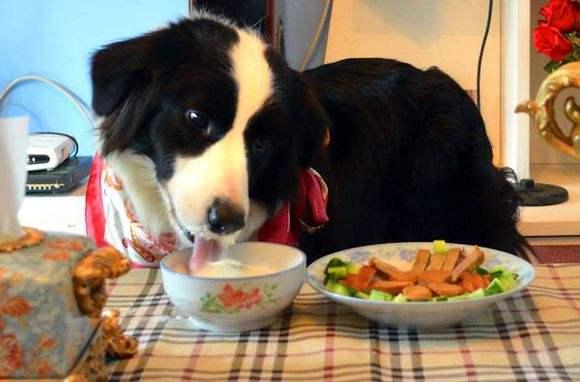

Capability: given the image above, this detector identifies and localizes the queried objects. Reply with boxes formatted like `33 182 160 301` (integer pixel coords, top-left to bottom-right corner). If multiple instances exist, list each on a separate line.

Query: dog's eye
185 110 209 129
253 137 272 152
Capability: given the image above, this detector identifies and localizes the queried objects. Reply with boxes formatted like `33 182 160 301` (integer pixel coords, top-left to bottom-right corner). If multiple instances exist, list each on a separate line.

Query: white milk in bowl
194 258 271 278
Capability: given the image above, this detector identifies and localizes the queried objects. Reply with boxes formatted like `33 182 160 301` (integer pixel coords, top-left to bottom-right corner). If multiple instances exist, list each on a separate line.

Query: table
105 266 580 381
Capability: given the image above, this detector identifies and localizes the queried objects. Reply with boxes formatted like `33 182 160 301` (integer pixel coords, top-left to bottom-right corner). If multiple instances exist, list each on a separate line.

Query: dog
90 13 529 269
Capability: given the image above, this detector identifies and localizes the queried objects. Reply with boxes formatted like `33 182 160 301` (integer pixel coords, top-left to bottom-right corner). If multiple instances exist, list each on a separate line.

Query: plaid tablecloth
105 265 580 381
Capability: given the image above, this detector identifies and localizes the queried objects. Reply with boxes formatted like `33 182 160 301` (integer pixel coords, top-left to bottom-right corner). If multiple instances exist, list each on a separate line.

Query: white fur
163 28 274 242
105 150 173 237
237 201 270 241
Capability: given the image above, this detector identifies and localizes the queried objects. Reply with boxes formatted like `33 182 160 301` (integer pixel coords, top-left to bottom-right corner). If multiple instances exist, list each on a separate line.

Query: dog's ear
296 87 331 166
90 37 149 116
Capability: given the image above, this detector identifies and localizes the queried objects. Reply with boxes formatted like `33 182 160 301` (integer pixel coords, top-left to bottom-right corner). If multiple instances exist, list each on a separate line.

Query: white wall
277 0 330 70
324 0 502 164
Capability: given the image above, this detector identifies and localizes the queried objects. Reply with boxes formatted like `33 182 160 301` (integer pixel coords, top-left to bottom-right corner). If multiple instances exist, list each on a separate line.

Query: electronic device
26 156 92 194
27 134 76 171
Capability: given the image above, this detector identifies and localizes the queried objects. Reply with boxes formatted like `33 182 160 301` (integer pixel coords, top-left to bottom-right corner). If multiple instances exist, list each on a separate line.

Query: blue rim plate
306 242 535 329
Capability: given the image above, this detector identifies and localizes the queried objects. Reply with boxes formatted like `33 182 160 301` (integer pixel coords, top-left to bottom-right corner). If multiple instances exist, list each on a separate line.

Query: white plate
307 242 535 330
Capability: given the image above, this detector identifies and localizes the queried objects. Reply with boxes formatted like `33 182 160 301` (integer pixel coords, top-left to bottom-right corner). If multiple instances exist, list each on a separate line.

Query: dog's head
91 14 329 255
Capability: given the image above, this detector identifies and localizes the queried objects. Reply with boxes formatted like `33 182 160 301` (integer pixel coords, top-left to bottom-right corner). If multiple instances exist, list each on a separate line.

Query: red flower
0 297 32 317
35 359 54 377
533 25 574 61
243 288 262 309
42 250 70 261
539 0 580 32
218 284 262 309
0 334 23 377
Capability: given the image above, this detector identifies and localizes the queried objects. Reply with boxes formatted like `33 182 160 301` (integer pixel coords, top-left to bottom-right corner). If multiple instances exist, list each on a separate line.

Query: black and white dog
90 13 528 267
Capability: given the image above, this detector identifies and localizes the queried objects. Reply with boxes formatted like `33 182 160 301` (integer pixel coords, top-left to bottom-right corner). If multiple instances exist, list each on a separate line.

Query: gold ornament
516 61 580 160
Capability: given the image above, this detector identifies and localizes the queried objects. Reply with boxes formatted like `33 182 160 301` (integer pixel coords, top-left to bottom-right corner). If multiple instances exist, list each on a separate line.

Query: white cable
299 0 332 72
0 75 96 131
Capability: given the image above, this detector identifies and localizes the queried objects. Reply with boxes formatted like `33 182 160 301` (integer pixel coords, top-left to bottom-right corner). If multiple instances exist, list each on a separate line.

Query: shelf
519 164 580 237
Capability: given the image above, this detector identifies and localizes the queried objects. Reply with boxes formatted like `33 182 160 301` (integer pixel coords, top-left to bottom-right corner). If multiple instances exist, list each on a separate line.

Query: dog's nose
207 199 245 235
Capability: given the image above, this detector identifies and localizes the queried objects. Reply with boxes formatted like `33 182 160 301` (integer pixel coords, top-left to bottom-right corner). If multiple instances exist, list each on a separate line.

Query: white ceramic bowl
307 242 535 330
161 242 306 332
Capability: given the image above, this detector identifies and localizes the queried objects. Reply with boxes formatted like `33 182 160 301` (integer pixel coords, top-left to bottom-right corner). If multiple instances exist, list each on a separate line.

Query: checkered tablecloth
105 265 580 381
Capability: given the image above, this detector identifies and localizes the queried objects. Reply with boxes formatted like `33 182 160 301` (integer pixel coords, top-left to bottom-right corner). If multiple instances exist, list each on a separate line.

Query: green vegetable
489 265 509 278
474 267 489 275
467 288 485 299
447 293 469 301
484 278 504 296
431 296 448 302
433 240 448 254
326 258 346 270
448 288 486 301
332 283 352 297
392 294 408 303
355 291 370 299
369 289 393 301
347 262 362 275
487 266 518 292
498 275 517 292
327 266 347 279
325 279 338 291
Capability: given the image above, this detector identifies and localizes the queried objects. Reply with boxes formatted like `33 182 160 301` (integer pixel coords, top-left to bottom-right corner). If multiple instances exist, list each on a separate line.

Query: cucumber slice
498 275 517 292
355 291 370 299
325 258 346 271
467 288 485 299
333 283 352 297
325 279 338 292
474 267 489 275
327 266 347 279
447 293 469 301
484 278 504 296
489 265 509 278
346 262 362 275
369 289 393 301
392 293 408 303
448 288 486 301
433 240 448 254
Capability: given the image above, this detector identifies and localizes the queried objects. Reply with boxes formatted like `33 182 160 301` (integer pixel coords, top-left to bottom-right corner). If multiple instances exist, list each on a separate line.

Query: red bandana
86 155 329 250
257 168 329 246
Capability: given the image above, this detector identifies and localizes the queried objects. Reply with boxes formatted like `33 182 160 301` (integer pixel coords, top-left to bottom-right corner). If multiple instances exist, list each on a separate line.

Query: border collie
90 13 528 269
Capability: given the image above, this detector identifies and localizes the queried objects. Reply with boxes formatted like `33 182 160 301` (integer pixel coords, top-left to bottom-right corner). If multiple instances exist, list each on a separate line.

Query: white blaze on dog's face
165 29 273 241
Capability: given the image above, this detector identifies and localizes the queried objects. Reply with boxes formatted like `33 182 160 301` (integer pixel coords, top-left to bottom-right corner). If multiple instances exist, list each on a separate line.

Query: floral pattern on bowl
161 243 305 332
200 283 278 313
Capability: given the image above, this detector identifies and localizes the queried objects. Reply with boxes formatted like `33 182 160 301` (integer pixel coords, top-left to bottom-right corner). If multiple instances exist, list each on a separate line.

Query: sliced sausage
402 285 433 301
370 257 418 282
451 246 485 282
370 280 414 294
426 282 464 297
417 270 452 285
425 253 447 271
442 248 462 271
412 249 431 274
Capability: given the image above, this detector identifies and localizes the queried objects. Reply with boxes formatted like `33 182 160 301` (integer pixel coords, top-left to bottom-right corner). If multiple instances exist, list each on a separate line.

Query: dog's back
301 58 528 259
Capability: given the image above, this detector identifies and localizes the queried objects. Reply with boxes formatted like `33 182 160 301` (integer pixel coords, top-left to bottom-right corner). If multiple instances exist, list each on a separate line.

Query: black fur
90 17 529 262
301 59 528 259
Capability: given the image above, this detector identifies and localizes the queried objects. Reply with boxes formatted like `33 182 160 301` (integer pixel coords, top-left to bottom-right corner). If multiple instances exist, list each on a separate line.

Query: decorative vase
516 61 580 160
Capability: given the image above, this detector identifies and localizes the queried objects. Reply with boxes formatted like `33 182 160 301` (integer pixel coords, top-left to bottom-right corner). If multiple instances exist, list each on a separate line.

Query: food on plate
451 246 485 282
402 285 432 301
322 241 519 302
411 249 430 273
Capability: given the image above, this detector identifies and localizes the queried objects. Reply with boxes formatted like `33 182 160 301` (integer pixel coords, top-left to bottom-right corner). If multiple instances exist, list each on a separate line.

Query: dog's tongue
189 237 221 273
